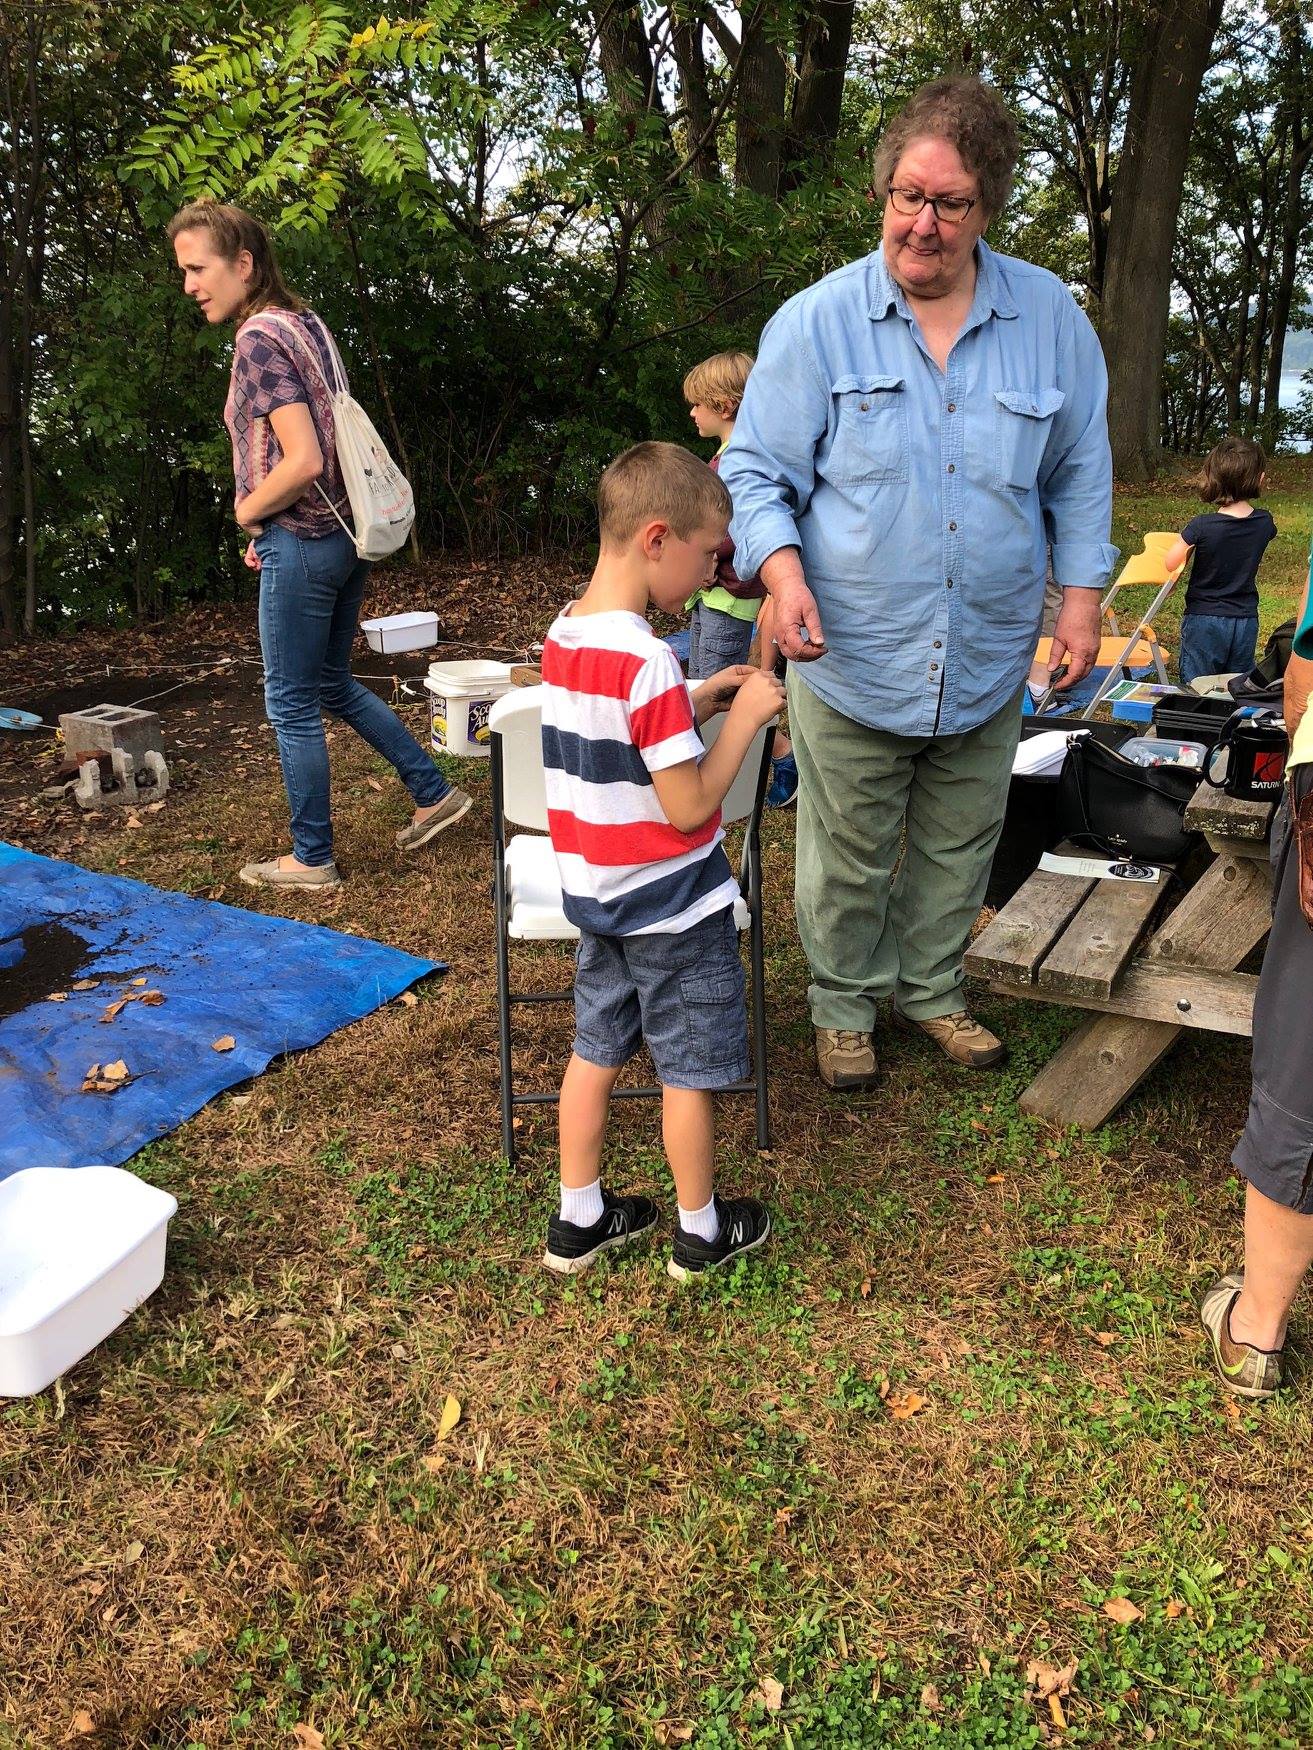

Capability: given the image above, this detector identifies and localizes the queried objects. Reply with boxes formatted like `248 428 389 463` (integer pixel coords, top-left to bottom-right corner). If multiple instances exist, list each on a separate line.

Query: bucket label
469 698 494 746
430 693 449 749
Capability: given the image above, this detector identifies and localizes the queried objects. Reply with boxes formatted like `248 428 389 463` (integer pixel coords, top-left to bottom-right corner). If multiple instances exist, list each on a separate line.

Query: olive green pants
788 674 1024 1030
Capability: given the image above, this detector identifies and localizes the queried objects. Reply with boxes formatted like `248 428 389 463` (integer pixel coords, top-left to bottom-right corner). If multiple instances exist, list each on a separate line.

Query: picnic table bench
965 780 1276 1129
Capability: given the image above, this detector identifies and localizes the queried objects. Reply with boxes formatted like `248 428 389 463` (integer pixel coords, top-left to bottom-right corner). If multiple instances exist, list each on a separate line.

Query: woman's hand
692 665 755 724
243 539 262 571
1048 588 1102 689
760 549 826 663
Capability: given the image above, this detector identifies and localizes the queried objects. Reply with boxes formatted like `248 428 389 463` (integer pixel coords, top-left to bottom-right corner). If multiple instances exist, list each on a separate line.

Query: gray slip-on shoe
239 857 343 891
395 787 473 851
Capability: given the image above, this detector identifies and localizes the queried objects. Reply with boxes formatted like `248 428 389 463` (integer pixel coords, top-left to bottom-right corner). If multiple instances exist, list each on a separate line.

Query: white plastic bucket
424 661 514 757
360 611 440 654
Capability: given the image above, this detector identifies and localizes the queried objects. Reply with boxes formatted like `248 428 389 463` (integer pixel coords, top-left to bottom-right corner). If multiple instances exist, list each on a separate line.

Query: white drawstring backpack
240 311 415 561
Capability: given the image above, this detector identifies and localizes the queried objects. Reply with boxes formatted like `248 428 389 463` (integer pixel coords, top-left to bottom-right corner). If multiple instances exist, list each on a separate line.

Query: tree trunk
0 293 17 645
1101 0 1224 482
593 1 676 244
671 7 720 181
734 6 787 199
783 0 853 188
1261 9 1311 448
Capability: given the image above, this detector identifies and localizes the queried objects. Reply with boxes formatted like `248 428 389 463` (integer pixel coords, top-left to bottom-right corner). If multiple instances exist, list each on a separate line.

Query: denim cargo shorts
572 905 750 1090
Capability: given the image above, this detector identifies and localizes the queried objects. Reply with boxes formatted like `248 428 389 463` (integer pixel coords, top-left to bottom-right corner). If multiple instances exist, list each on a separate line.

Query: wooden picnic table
965 779 1276 1129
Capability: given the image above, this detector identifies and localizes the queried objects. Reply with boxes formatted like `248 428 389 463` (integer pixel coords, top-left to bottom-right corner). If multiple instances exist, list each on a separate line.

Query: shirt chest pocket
995 388 1065 492
828 375 909 486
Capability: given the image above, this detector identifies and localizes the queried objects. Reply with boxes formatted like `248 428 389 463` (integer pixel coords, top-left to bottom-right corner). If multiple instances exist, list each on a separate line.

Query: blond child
540 442 784 1278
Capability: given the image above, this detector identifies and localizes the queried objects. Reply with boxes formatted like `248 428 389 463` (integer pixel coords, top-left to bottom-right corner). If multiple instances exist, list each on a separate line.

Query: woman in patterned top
168 200 470 890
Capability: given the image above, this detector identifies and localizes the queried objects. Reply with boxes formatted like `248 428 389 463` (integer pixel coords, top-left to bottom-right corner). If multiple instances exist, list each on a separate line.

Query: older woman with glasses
720 76 1115 1089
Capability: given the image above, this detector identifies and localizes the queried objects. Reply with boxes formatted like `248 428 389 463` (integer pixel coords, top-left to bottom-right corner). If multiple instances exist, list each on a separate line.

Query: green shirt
686 440 761 623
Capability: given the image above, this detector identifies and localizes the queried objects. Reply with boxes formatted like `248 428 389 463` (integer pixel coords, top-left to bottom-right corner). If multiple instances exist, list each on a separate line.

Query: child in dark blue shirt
1165 436 1277 685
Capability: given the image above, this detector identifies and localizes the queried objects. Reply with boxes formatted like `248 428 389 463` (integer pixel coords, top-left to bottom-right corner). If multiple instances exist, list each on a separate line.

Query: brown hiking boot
897 1010 1007 1068
814 1027 879 1090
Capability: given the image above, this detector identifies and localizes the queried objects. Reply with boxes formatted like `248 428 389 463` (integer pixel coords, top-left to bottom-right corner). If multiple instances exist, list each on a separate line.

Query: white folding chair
489 686 774 1164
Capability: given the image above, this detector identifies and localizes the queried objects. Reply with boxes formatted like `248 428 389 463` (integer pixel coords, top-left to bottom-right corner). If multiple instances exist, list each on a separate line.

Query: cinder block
60 704 164 771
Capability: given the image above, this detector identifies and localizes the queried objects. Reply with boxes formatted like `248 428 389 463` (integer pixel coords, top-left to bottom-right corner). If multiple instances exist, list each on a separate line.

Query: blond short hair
683 350 755 417
597 442 731 550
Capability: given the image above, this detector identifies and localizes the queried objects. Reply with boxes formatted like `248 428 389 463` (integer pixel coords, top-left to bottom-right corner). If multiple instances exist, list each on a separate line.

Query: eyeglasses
887 185 978 225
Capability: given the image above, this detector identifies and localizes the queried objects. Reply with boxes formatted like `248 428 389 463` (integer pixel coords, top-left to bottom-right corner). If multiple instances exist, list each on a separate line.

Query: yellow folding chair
1033 535 1185 714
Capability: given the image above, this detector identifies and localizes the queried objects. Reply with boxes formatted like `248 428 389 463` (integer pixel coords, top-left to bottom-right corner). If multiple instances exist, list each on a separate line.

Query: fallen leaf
101 1060 130 1083
920 1682 942 1712
1102 1596 1143 1625
1048 1692 1068 1730
396 990 418 1007
130 977 147 987
436 1393 462 1440
1164 1600 1185 1619
65 1709 96 1738
292 1727 325 1750
654 1727 694 1746
1026 1658 1078 1698
122 1538 144 1564
751 1676 784 1713
986 1172 1005 1184
138 990 165 1006
421 1453 445 1473
366 776 384 791
889 1390 927 1420
212 1035 236 1053
1090 1331 1119 1348
859 1277 872 1299
71 978 100 991
977 1652 992 1676
47 991 69 1002
100 998 129 1022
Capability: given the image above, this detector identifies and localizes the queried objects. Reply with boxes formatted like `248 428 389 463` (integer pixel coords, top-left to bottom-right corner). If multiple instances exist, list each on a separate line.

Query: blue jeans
255 523 447 866
1178 613 1259 686
687 600 756 679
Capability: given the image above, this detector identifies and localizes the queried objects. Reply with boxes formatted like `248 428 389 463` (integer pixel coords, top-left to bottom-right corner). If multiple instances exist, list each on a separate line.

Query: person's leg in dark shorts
543 930 659 1273
620 908 770 1279
1202 767 1313 1397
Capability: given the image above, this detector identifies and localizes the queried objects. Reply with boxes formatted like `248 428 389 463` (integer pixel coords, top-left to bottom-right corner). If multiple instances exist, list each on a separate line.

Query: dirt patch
0 922 91 1019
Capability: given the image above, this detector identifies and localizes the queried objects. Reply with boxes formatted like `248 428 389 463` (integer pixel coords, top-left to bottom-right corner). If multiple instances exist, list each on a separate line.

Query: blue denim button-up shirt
720 240 1118 736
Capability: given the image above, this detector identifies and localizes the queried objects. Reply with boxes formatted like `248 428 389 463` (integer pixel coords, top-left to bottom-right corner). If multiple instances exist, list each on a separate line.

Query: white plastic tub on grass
0 1166 178 1398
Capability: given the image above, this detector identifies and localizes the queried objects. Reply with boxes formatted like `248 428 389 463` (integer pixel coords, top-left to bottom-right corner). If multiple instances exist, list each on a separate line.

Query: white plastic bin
0 1166 178 1397
424 660 514 757
360 611 441 654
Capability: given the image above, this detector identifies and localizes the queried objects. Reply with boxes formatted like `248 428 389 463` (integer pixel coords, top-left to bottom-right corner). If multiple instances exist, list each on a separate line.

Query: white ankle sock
678 1195 720 1242
560 1179 604 1227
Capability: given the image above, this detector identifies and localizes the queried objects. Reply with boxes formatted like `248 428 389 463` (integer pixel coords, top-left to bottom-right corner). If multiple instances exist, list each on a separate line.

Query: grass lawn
1 466 1312 1749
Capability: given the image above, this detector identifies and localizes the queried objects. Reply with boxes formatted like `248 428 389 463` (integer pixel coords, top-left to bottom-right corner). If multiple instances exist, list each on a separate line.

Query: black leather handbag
1055 735 1201 863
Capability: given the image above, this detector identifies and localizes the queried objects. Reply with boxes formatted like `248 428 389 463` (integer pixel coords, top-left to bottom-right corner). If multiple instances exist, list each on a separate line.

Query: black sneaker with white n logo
542 1189 661 1275
667 1194 771 1281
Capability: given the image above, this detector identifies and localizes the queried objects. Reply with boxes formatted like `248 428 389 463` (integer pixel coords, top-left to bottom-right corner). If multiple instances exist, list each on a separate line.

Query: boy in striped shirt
541 442 784 1279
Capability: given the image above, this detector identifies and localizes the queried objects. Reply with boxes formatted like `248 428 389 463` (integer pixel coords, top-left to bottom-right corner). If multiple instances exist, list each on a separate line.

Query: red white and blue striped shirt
541 608 738 936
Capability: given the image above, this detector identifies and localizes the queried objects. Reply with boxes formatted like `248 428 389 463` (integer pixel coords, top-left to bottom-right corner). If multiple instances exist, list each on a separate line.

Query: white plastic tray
360 611 440 654
0 1166 178 1397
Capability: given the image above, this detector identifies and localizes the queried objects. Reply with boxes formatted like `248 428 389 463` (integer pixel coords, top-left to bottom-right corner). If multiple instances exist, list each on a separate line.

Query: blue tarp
0 843 442 1178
